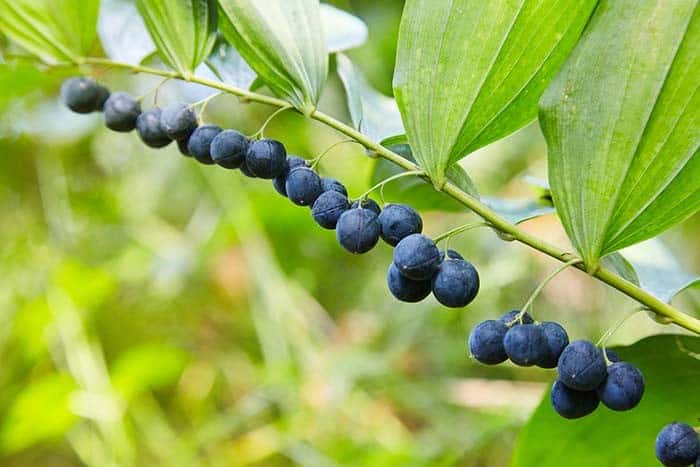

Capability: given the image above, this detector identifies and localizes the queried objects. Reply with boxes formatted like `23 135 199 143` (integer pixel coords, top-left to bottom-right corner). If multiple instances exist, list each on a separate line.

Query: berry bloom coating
351 198 381 215
499 310 535 326
538 321 570 369
239 160 256 178
336 208 380 254
321 177 348 196
386 263 431 303
431 259 480 308
312 191 350 229
378 204 423 246
655 423 700 467
136 108 171 148
246 139 287 178
393 234 441 281
557 340 607 391
211 130 249 169
273 156 308 196
439 249 463 261
550 380 599 419
468 320 508 365
94 85 111 111
188 125 222 165
285 167 323 206
503 324 547 366
61 77 104 113
160 104 198 140
104 92 141 132
596 362 644 411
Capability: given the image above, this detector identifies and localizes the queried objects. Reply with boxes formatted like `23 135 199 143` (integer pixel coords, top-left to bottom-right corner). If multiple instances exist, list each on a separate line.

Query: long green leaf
136 0 217 78
217 0 328 114
541 0 700 269
0 0 99 63
393 0 597 186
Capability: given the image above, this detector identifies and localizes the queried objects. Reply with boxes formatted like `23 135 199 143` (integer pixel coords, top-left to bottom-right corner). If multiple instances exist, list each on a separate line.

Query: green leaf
0 0 100 63
320 4 368 53
98 0 156 65
393 0 597 185
513 335 700 467
111 343 188 400
136 0 217 77
482 197 555 225
541 0 700 270
217 0 328 114
206 40 257 89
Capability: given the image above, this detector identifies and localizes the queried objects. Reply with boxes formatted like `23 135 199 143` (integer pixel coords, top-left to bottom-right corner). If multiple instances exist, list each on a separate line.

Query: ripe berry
604 349 620 362
61 77 107 113
211 130 249 169
245 139 287 178
557 340 607 391
550 380 599 419
321 177 348 196
351 198 381 215
286 167 323 206
273 156 308 196
500 310 534 326
538 321 569 369
239 160 256 178
393 234 441 281
431 259 479 308
312 191 350 229
439 249 463 261
378 204 423 246
104 92 141 132
177 138 191 157
94 85 111 111
468 320 508 365
387 263 431 302
160 104 198 140
336 208 380 254
503 324 547 366
188 125 222 165
596 362 644 411
136 108 171 148
655 423 699 467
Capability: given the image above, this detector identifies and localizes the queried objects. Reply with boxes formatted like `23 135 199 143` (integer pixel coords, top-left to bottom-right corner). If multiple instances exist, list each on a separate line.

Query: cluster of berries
655 422 700 467
61 77 480 309
468 311 645 419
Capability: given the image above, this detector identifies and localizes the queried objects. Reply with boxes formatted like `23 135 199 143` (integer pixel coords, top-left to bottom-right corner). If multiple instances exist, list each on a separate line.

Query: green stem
356 170 425 202
521 259 582 315
79 57 700 335
434 222 490 243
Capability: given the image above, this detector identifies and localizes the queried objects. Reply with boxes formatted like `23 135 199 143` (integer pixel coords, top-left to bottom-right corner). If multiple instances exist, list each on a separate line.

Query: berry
321 177 348 196
596 362 644 411
431 259 479 308
538 321 569 369
393 234 441 281
160 104 198 140
387 263 431 303
500 310 534 326
503 324 547 366
655 423 699 467
211 130 249 169
94 85 111 111
188 125 222 165
273 156 308 196
312 191 350 229
351 198 381 215
245 139 287 178
336 208 380 254
439 249 463 261
468 320 508 365
104 92 141 132
239 160 256 178
378 204 423 246
136 108 171 148
557 340 607 391
177 138 191 157
61 77 106 113
550 380 599 419
286 167 323 206
604 349 620 362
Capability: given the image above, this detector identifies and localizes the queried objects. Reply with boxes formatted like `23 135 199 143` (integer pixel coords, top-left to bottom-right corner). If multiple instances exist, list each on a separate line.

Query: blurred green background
0 1 698 466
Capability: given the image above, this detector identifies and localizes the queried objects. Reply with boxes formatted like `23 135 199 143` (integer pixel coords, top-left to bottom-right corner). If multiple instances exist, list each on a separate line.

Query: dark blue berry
468 320 508 365
439 249 463 261
312 191 350 229
187 125 221 165
538 321 569 369
336 208 380 254
500 310 534 326
655 423 699 467
104 92 141 132
239 160 256 177
386 263 431 303
94 85 111 111
61 77 105 113
604 349 620 362
272 156 308 196
503 324 547 366
286 167 323 206
393 234 441 281
321 177 348 196
431 259 479 308
378 204 423 246
177 138 191 157
596 362 644 411
136 108 171 148
351 198 381 215
211 130 249 169
550 380 599 419
557 340 607 391
160 104 198 140
245 139 287 178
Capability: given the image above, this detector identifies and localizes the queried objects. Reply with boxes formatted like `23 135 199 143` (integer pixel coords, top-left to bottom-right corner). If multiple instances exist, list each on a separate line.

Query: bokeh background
1 1 698 466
